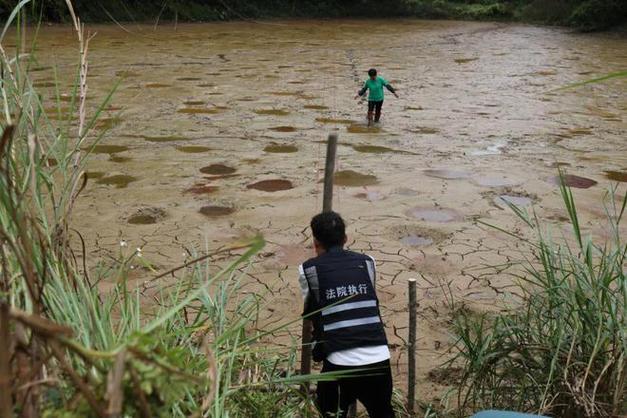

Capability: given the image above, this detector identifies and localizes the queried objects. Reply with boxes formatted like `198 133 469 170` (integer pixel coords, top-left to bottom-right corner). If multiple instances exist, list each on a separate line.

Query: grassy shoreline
2 0 626 31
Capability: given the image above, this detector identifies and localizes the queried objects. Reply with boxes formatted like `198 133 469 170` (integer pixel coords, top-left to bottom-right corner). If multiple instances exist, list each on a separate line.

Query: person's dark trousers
367 100 384 122
316 359 395 418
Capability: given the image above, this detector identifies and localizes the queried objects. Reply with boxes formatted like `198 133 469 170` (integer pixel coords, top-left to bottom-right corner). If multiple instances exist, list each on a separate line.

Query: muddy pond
29 20 627 399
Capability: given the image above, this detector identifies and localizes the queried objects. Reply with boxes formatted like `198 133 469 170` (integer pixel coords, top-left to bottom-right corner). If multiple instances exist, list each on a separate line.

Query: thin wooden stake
299 318 312 393
105 349 127 418
300 133 339 391
322 133 338 213
407 278 417 417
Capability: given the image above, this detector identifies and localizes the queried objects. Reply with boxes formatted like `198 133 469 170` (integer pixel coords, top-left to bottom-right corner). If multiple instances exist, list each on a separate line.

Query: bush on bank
1 0 626 30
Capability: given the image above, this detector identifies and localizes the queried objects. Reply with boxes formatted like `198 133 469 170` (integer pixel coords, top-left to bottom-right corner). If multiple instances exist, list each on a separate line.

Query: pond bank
3 0 626 31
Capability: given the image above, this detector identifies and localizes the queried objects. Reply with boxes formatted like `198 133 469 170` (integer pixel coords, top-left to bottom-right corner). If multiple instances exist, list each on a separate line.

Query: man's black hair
368 68 377 77
310 211 346 250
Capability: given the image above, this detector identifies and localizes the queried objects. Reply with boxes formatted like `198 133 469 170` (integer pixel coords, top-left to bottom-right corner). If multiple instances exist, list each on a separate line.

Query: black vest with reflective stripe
302 247 388 354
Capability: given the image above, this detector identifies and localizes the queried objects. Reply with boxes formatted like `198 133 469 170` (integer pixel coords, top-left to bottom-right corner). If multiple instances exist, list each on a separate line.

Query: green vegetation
1 0 626 30
452 181 626 416
0 4 328 416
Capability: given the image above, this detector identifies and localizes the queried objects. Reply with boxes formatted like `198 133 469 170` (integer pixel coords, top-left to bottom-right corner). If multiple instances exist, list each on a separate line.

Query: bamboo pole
300 133 339 392
322 133 338 213
407 278 417 416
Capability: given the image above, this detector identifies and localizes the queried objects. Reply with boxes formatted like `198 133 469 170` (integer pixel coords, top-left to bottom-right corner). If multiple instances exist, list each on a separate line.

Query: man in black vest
298 211 395 418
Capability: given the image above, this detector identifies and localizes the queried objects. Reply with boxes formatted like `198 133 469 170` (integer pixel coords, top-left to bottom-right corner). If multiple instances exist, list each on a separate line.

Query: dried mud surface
29 20 627 403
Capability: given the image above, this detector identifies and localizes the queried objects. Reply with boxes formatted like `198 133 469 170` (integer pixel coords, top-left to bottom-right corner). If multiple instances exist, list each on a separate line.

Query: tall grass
452 180 626 417
0 2 329 416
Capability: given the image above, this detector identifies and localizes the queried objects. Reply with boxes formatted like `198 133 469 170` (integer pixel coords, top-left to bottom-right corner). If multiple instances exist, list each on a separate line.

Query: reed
452 179 626 417
0 2 327 416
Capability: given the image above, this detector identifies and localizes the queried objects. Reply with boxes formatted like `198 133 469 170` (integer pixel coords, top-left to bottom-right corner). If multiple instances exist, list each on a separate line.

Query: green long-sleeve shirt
358 76 395 101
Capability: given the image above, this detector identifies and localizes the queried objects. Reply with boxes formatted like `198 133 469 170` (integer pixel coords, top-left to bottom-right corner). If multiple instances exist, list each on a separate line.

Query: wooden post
300 133 339 391
407 278 417 417
322 133 338 213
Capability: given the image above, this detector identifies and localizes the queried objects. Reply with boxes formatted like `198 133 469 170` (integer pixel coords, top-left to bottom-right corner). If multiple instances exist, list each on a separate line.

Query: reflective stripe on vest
322 300 377 316
365 259 375 286
323 316 381 331
304 265 320 302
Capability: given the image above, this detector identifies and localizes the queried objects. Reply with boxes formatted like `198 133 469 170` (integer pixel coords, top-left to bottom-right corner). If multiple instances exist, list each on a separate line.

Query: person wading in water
298 211 395 418
354 68 399 126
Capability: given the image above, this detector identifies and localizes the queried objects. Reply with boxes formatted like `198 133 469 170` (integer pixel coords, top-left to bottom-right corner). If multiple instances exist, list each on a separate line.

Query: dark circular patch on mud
604 170 627 182
177 146 212 153
333 170 378 187
247 179 293 192
200 164 237 175
549 174 597 189
255 109 290 116
128 207 167 225
352 145 394 154
424 169 471 180
270 126 297 132
264 144 298 153
90 145 129 154
199 205 235 217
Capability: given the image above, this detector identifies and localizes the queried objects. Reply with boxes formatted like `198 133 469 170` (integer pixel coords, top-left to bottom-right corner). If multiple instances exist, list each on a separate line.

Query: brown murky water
247 179 294 192
200 164 237 175
199 205 236 217
24 20 627 401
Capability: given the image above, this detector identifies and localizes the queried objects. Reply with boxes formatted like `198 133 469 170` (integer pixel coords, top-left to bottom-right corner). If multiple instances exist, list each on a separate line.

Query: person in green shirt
354 68 399 125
